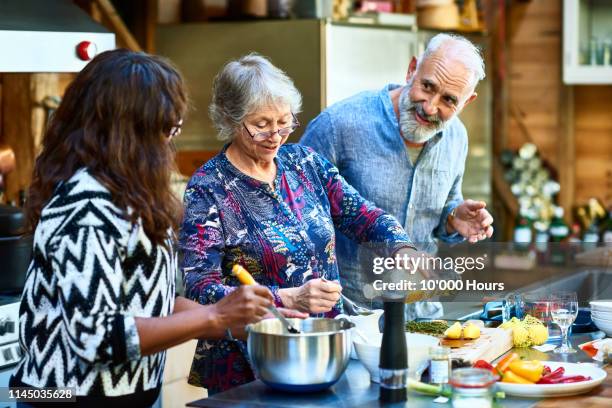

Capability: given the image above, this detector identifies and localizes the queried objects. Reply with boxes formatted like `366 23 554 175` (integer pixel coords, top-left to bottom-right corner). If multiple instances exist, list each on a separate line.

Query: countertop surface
188 333 610 408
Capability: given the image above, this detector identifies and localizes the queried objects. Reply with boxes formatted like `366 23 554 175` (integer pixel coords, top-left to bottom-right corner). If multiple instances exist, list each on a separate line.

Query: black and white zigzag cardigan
12 169 176 401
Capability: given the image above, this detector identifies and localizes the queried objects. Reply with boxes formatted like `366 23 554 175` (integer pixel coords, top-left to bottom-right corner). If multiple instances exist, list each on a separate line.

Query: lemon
444 322 462 339
462 323 481 339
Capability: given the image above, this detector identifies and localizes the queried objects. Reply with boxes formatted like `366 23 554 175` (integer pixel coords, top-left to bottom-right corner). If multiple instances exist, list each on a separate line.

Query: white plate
496 362 607 398
592 317 612 336
590 300 612 312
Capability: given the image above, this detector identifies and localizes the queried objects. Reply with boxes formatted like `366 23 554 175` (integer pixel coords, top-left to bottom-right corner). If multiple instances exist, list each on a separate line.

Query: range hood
0 0 115 72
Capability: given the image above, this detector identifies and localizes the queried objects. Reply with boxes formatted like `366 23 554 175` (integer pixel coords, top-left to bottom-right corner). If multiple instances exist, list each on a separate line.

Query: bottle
513 211 532 251
565 222 582 259
568 223 582 243
429 346 451 386
549 207 569 242
548 207 568 265
533 221 549 264
534 222 549 247
583 221 600 251
602 208 612 244
379 302 408 403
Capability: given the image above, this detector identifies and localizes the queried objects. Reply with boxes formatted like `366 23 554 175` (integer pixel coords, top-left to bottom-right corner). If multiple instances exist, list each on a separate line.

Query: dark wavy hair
26 49 188 246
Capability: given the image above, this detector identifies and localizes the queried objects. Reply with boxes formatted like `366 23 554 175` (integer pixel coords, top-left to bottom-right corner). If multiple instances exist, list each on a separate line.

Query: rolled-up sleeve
52 226 140 366
434 140 468 244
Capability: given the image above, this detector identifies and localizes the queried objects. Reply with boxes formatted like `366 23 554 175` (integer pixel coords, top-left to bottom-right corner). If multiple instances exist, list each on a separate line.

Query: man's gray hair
418 33 485 91
209 53 302 142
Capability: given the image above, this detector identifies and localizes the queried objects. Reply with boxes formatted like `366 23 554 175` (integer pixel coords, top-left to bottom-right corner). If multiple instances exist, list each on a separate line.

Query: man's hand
448 199 494 243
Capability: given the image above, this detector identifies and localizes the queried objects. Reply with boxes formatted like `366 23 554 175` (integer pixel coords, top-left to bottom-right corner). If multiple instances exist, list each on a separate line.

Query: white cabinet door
324 23 417 106
563 0 612 84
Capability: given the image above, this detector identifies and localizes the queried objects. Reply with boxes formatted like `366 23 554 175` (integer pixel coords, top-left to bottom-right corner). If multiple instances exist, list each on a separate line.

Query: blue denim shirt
300 84 467 309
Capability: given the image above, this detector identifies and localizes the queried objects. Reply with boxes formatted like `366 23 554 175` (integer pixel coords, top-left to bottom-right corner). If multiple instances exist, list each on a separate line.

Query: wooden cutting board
443 327 513 363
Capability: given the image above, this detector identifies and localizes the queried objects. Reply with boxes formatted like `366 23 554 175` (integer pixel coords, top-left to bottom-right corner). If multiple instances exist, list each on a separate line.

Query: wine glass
521 291 552 322
549 292 578 354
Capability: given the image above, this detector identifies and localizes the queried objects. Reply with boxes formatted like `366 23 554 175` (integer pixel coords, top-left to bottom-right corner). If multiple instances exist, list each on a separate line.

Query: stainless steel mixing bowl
246 317 354 392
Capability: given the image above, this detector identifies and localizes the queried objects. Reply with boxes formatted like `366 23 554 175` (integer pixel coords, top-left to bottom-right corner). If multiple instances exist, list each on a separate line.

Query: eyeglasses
168 119 183 139
243 113 300 142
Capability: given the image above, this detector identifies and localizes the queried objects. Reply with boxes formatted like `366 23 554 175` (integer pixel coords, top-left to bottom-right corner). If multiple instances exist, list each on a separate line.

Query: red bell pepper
473 359 499 377
473 360 495 370
559 375 592 383
537 372 591 384
536 366 565 383
579 341 598 358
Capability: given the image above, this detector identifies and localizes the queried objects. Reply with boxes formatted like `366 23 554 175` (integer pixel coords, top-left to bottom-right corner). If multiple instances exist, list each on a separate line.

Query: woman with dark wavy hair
10 49 279 407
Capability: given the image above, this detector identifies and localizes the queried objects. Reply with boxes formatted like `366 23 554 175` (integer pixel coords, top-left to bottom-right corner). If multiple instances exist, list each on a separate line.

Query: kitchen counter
187 333 610 408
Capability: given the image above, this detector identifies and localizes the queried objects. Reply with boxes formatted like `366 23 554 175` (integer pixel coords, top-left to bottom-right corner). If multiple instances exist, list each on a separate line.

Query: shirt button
409 203 414 209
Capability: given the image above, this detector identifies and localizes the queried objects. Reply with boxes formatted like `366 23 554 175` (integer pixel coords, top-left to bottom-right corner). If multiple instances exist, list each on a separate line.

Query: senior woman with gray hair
179 53 414 393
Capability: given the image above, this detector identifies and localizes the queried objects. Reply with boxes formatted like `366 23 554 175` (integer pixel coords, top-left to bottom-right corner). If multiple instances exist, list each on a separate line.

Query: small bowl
592 317 612 336
335 309 384 359
353 332 439 382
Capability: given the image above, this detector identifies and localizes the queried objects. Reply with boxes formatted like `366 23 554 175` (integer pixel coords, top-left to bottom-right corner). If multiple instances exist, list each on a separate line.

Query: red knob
76 41 98 61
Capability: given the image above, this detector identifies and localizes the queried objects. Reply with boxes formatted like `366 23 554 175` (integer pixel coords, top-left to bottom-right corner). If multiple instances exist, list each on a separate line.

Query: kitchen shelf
563 0 612 84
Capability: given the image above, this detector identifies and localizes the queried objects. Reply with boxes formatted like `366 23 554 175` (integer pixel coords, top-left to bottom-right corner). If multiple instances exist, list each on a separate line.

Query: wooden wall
574 86 612 205
507 0 563 168
506 0 612 212
0 73 75 204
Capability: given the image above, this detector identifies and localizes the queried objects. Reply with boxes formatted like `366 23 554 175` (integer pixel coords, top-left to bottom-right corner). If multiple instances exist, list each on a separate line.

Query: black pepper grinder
379 301 408 403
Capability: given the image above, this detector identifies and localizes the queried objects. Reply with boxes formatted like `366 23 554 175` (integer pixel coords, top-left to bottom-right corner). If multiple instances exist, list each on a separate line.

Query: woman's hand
211 285 273 333
279 279 342 314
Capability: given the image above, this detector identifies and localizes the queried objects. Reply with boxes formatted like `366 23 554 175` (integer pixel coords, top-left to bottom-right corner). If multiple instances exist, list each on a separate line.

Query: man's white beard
398 83 451 144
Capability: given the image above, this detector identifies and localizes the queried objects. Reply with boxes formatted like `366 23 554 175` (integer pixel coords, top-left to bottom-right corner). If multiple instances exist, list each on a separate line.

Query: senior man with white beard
300 33 494 315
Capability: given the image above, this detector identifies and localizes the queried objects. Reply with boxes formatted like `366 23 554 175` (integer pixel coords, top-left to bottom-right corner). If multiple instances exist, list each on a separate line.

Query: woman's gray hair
209 53 302 142
418 33 485 91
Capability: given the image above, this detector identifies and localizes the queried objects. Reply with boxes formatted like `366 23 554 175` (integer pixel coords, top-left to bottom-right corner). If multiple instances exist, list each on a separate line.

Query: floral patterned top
179 143 411 394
